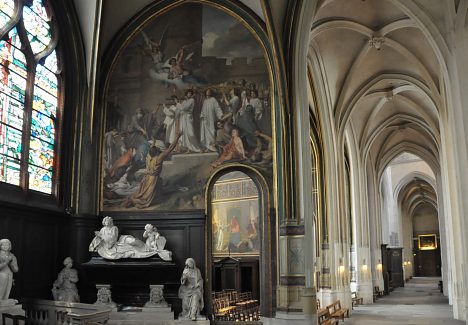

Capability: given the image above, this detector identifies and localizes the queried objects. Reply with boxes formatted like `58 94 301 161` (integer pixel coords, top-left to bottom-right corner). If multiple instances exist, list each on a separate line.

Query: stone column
277 224 307 312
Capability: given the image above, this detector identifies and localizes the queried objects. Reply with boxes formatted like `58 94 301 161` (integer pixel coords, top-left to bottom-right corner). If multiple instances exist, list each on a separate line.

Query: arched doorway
411 198 441 277
206 167 272 321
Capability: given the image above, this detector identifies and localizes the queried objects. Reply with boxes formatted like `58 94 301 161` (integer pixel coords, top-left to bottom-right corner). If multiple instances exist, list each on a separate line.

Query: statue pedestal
0 303 24 325
107 314 209 325
108 306 174 325
174 320 209 325
82 255 179 307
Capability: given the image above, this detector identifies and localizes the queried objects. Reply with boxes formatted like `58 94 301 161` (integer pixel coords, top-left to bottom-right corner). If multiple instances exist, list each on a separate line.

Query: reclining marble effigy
89 216 172 261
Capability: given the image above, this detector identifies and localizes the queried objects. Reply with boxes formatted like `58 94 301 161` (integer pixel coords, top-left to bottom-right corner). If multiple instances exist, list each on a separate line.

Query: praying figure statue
178 258 204 321
0 239 18 305
89 216 172 260
52 257 80 302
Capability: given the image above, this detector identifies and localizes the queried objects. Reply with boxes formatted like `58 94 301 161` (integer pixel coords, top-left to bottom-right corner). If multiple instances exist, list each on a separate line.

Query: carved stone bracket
94 284 117 308
144 285 168 307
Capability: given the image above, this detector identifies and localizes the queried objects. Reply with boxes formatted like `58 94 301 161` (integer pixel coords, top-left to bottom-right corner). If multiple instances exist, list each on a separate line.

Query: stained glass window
0 0 60 194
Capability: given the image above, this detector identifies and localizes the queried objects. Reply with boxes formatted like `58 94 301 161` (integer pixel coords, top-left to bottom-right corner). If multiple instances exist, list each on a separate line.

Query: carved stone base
82 256 178 307
108 305 174 325
0 299 18 308
175 320 209 325
177 315 206 321
94 284 118 309
107 319 210 325
0 304 24 325
144 285 169 308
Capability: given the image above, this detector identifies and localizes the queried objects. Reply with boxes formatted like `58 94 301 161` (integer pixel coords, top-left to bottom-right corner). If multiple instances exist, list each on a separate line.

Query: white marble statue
89 216 172 260
0 239 18 305
52 257 80 302
143 224 172 261
144 285 168 307
178 258 204 321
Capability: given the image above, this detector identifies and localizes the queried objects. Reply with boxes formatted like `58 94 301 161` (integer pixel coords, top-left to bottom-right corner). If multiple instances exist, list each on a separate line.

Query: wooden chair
318 308 338 325
213 297 236 321
326 300 349 322
351 291 363 309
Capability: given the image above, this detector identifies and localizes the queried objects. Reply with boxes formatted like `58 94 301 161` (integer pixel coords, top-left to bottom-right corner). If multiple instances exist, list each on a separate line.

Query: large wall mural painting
102 3 272 211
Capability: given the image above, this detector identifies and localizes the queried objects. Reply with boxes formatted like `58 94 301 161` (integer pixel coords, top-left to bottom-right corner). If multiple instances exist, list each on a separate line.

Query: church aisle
346 277 463 325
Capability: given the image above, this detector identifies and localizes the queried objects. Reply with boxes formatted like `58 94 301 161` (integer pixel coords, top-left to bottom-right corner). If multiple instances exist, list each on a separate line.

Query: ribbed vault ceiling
309 0 442 176
398 178 437 217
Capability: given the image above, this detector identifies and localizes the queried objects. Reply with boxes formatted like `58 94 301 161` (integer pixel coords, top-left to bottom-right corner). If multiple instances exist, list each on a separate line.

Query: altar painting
418 234 437 251
211 172 260 256
102 3 272 211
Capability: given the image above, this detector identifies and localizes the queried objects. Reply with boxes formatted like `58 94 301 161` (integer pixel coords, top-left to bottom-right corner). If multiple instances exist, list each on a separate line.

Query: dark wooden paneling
387 247 404 288
0 202 69 300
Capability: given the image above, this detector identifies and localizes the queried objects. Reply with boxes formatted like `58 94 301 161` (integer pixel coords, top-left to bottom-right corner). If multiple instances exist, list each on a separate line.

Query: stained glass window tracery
0 0 59 194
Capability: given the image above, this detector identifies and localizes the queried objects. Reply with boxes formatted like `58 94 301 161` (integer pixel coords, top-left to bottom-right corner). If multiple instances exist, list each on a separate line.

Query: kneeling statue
178 258 204 321
0 239 18 305
52 257 80 302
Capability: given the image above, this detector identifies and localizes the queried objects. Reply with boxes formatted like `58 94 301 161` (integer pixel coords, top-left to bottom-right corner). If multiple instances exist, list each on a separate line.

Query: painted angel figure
148 42 200 90
141 26 168 71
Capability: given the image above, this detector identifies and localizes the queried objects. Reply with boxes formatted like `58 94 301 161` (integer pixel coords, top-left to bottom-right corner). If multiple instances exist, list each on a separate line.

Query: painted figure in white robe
249 90 263 120
163 99 177 145
216 223 228 251
200 89 223 152
222 88 241 114
176 90 201 153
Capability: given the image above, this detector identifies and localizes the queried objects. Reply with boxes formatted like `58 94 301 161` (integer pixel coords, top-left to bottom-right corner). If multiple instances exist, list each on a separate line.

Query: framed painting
418 234 437 250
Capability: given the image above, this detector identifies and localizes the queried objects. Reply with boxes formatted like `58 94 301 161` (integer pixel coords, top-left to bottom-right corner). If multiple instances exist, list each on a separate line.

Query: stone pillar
356 249 373 304
277 224 306 312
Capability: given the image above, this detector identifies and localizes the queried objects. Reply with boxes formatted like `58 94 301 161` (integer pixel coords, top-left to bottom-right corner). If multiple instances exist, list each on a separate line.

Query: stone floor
346 277 464 324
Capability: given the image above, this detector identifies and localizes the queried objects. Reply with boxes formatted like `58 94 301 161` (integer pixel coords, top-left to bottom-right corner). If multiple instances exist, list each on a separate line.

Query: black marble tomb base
82 255 180 308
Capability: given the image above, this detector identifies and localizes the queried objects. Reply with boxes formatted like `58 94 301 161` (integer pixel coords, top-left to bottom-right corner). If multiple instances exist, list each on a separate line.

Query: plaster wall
413 205 439 235
73 0 98 82
389 160 435 186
